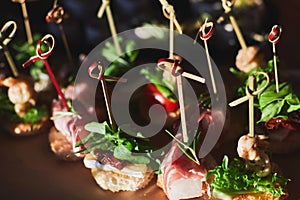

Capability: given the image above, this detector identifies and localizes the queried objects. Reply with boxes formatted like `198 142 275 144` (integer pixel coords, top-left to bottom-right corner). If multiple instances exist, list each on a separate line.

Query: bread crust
91 166 154 192
48 127 83 161
232 192 288 200
84 153 154 192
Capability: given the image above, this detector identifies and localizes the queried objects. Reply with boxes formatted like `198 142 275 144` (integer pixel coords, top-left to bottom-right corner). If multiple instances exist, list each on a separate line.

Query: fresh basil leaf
287 104 300 113
258 100 285 123
258 82 290 109
285 93 300 105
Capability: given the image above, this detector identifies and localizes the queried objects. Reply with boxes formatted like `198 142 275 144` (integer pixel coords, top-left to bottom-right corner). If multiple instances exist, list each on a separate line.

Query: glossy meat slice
158 134 210 200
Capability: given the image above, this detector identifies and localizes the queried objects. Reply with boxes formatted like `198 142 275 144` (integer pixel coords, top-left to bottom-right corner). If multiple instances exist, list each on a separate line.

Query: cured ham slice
158 134 212 200
49 84 94 160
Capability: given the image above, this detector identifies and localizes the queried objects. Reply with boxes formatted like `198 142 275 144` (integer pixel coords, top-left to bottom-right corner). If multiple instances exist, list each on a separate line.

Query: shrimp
235 46 263 73
237 134 271 177
0 76 36 117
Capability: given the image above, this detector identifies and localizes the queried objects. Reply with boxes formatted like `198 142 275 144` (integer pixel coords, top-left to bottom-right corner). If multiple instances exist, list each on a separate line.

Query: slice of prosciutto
158 134 211 200
51 84 94 159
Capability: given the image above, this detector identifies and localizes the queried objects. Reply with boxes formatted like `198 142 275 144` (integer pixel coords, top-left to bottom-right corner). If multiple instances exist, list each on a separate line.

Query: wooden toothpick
12 0 33 44
88 62 126 132
23 34 70 111
158 0 182 58
229 72 269 137
157 56 205 143
195 19 217 94
0 21 19 77
218 0 247 50
268 25 282 93
97 0 122 56
158 0 195 142
46 3 74 68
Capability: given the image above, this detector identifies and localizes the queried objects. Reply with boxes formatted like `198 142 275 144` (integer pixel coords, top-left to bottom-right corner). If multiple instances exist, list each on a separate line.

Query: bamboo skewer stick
268 25 282 93
229 72 270 137
218 0 247 50
12 0 33 44
157 57 205 143
88 62 126 132
98 0 122 56
195 19 217 94
46 4 74 68
0 21 19 77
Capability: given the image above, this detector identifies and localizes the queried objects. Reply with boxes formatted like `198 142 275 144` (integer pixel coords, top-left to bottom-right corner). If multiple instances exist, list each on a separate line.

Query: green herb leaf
207 156 289 197
78 121 157 165
113 145 150 165
22 106 48 125
258 100 285 123
84 121 107 134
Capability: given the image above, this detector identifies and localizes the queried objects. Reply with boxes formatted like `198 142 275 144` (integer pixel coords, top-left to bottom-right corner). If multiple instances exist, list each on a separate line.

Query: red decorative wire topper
22 34 70 111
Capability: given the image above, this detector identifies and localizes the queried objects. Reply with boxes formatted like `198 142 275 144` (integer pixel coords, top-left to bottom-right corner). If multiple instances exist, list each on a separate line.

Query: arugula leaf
78 121 155 165
207 156 289 198
114 145 150 165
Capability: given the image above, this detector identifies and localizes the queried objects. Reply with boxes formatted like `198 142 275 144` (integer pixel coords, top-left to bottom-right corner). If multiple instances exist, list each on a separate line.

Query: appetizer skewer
79 62 156 192
208 72 289 199
88 62 126 132
22 34 70 111
218 0 264 73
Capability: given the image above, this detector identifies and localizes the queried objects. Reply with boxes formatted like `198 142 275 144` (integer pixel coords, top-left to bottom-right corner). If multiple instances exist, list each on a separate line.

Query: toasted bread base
48 127 83 161
4 117 50 136
91 167 154 192
232 192 288 200
84 153 154 192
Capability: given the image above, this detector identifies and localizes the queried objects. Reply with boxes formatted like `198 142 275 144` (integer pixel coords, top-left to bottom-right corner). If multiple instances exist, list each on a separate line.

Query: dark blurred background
0 0 299 79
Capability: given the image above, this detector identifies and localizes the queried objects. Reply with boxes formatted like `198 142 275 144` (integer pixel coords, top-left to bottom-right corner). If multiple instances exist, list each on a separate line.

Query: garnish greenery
75 121 158 166
12 34 46 81
140 67 177 101
207 155 289 198
0 90 48 125
231 59 300 123
198 93 211 109
165 130 200 165
50 99 79 120
257 81 300 122
102 37 138 77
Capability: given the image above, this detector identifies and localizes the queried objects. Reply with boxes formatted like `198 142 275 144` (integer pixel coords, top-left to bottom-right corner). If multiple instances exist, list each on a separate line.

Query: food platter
1 0 300 199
